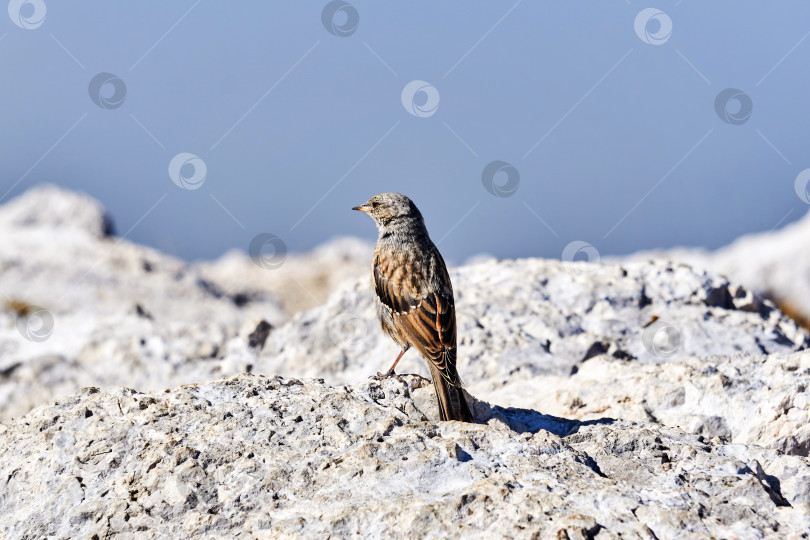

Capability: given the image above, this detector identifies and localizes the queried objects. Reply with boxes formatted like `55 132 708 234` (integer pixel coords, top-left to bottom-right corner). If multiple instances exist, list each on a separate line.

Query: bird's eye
371 201 379 208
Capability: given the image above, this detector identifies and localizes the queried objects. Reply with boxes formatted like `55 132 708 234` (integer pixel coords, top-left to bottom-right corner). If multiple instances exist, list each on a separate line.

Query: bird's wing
373 247 459 385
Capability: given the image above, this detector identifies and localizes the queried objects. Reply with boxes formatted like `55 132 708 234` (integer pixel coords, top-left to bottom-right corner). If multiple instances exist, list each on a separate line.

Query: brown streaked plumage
353 192 474 423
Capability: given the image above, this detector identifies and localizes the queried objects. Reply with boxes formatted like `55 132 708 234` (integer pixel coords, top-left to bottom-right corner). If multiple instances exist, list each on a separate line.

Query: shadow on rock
473 397 615 437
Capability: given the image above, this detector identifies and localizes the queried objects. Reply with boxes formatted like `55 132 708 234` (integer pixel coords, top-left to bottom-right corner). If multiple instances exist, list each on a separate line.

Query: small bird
353 193 474 423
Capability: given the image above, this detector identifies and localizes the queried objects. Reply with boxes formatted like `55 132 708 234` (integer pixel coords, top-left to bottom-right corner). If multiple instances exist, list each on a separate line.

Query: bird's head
353 192 423 228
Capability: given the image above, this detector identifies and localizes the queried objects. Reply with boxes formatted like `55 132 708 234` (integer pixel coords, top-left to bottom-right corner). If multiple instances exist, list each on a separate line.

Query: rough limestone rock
1 374 809 539
498 350 810 457
2 186 809 460
252 259 810 455
620 209 810 324
3 186 810 537
0 186 285 420
194 236 372 316
0 184 114 238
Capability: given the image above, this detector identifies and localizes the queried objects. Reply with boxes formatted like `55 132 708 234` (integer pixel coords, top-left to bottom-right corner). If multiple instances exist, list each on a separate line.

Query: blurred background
2 1 810 263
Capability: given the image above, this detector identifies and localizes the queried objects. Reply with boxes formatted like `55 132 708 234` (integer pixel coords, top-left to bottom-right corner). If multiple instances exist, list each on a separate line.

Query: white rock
621 208 810 323
2 186 810 537
253 258 810 454
194 236 372 315
0 184 113 238
0 374 807 539
0 186 285 419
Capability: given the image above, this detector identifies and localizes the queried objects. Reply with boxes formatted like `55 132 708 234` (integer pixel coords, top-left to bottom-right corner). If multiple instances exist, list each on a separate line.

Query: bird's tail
428 363 474 423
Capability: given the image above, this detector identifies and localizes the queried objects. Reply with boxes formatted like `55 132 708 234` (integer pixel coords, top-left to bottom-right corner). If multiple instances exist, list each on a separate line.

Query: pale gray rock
253 258 810 455
499 350 810 457
2 186 809 464
620 208 810 324
0 184 113 237
0 186 285 420
1 374 808 539
2 186 810 537
194 236 372 315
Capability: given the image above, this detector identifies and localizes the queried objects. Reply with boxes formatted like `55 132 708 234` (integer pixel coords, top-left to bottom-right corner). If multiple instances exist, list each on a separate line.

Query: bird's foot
372 369 403 382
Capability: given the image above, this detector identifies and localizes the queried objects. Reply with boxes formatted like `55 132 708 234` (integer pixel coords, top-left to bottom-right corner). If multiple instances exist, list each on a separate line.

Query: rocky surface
195 236 371 316
500 350 810 457
0 185 286 420
2 185 810 538
0 187 361 421
254 258 810 456
620 209 810 326
1 374 809 539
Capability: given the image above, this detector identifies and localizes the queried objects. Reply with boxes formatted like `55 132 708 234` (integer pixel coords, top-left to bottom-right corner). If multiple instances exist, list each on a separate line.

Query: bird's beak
352 205 370 213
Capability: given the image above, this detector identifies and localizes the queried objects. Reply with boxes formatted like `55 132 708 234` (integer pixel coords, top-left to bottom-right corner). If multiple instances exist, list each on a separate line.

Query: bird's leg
374 349 407 380
385 348 407 376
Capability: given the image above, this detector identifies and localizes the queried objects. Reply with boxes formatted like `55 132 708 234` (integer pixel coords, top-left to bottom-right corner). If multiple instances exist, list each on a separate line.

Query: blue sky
2 1 809 263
